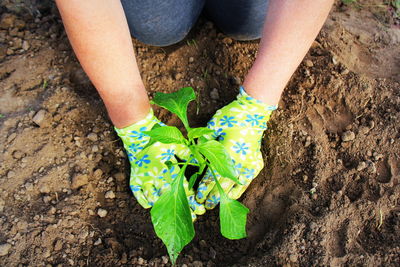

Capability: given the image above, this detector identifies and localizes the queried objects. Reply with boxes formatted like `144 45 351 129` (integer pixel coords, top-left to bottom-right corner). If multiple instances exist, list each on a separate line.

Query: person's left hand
196 87 276 209
115 109 205 219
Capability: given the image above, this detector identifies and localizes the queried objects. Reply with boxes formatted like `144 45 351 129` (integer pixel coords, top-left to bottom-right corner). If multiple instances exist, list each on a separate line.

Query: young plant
144 87 249 264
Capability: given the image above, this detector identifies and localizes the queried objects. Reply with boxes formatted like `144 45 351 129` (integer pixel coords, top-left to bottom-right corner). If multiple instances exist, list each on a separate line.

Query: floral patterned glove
115 109 205 218
196 86 277 209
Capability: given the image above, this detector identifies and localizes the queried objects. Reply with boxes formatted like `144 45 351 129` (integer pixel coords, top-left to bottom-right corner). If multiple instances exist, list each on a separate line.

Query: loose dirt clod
7 171 15 178
341 130 355 142
105 191 115 199
0 244 11 257
97 208 108 218
38 184 50 194
71 174 88 189
357 161 367 171
32 109 47 127
87 133 98 142
0 13 16 29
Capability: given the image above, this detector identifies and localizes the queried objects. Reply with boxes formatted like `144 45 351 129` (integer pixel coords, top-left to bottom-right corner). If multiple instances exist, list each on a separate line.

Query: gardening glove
115 109 205 218
196 86 277 209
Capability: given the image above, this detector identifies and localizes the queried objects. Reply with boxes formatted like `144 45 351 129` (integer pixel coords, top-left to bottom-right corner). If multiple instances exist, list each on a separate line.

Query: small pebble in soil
289 254 298 262
94 238 102 246
366 161 376 173
71 173 88 189
341 69 349 75
210 88 219 100
105 191 115 199
7 171 15 178
189 57 194 63
12 150 23 159
359 126 370 135
97 208 108 218
0 243 11 256
24 182 33 191
0 199 5 212
22 40 30 51
161 256 168 264
357 161 367 171
137 257 145 265
304 136 312 147
174 73 183 80
199 240 207 248
210 247 217 259
38 184 50 194
42 196 52 203
341 131 355 142
87 132 98 142
192 261 204 267
53 239 63 251
305 59 314 67
32 109 47 127
93 169 103 178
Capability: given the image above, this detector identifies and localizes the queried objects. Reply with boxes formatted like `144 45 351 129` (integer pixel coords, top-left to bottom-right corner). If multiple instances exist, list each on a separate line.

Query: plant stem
206 163 226 197
175 162 200 167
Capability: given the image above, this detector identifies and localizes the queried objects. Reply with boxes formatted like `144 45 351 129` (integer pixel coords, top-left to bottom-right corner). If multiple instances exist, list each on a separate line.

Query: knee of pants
121 0 205 47
205 0 269 41
222 25 263 41
128 25 189 47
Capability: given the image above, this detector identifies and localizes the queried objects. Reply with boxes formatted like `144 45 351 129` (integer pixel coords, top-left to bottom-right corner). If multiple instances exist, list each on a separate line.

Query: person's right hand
196 87 276 209
115 109 205 219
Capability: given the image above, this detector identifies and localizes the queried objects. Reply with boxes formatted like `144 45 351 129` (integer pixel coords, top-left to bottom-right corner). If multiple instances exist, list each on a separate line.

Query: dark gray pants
121 0 269 46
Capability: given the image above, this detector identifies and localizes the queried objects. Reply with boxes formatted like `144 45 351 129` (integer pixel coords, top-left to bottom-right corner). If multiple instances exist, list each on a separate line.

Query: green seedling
202 68 209 81
42 79 48 89
186 39 198 48
146 87 249 264
0 114 4 118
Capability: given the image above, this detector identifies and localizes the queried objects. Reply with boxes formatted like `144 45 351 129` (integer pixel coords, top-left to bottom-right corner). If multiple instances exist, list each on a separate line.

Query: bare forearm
243 0 334 105
56 0 150 128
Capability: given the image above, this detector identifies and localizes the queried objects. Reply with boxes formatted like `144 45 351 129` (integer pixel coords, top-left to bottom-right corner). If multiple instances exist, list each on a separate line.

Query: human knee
205 0 268 41
121 0 204 47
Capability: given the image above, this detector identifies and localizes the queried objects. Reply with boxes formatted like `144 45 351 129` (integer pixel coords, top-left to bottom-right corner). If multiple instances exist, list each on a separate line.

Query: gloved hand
115 109 205 219
196 86 277 209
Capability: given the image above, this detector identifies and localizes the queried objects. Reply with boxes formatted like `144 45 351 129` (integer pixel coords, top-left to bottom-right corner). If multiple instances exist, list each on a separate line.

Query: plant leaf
212 175 249 240
188 173 198 189
197 136 209 145
188 127 214 140
150 168 194 264
143 126 186 144
197 140 240 184
142 124 162 150
152 87 196 130
189 145 205 166
219 193 249 239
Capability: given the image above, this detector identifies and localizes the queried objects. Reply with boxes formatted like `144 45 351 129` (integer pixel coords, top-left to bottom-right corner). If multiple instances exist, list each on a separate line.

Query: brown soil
0 1 399 266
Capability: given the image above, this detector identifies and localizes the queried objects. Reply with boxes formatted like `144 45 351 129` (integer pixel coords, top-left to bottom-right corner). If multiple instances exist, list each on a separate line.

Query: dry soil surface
0 1 399 266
